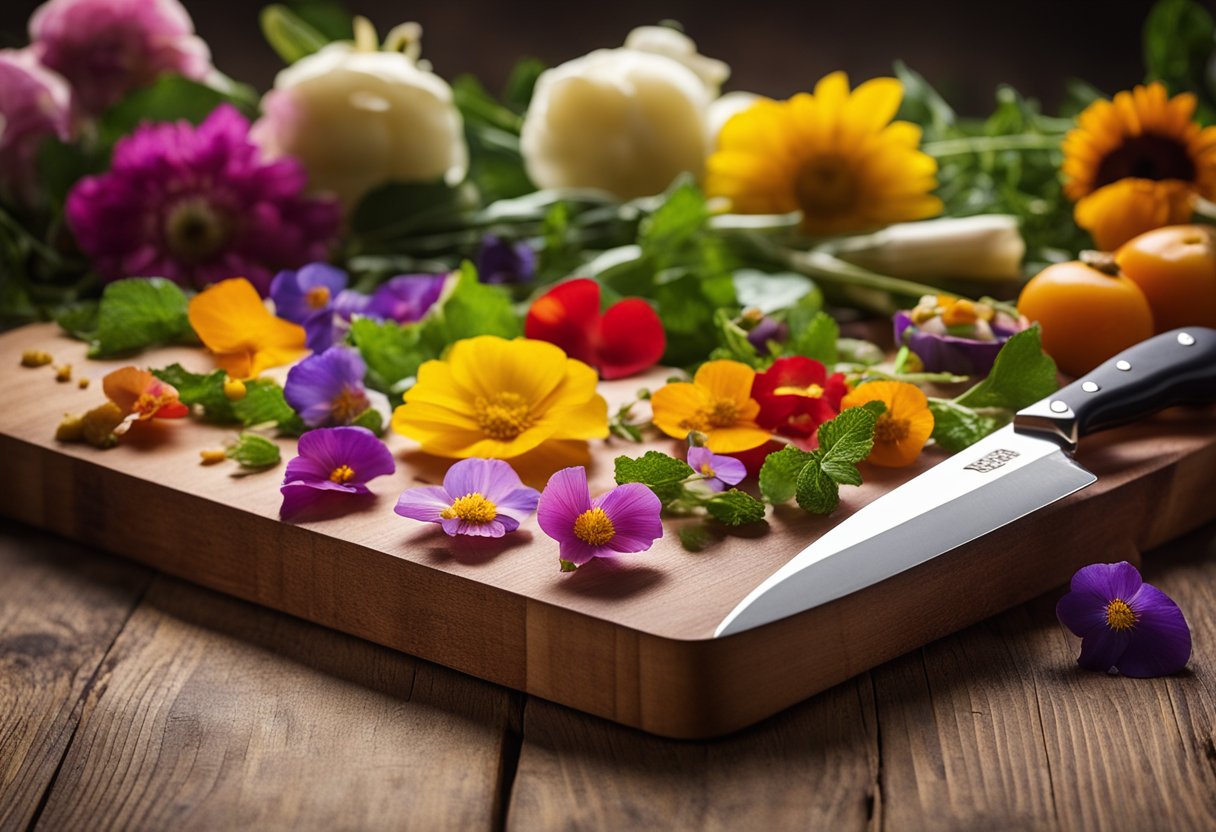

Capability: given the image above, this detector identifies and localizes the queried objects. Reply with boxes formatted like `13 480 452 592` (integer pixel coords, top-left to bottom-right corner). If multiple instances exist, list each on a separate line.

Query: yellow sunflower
1062 82 1216 250
391 335 608 461
705 71 943 236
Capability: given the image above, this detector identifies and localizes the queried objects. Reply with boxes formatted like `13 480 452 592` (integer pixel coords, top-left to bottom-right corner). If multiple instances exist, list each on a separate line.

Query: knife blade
714 326 1216 638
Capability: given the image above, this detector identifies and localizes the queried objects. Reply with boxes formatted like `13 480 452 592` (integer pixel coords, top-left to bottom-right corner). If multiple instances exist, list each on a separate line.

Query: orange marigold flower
102 366 189 421
650 360 771 453
841 380 933 468
187 277 307 378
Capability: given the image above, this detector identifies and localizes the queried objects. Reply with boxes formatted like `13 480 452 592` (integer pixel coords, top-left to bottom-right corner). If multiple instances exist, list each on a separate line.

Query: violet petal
394 485 454 523
595 483 663 553
1116 583 1192 677
536 466 593 543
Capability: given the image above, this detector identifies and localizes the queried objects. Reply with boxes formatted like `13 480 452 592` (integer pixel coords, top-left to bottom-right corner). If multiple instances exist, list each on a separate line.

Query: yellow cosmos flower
392 335 609 460
650 360 771 453
841 380 933 468
188 278 308 378
1063 82 1216 250
706 71 943 236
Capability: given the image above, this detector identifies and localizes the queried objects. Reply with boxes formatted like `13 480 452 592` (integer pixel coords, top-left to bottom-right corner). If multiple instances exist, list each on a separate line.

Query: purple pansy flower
687 446 746 492
270 262 349 324
65 104 341 294
284 346 380 428
745 316 789 356
1056 561 1191 677
367 274 449 324
536 466 663 570
394 458 541 538
475 234 536 285
280 426 395 517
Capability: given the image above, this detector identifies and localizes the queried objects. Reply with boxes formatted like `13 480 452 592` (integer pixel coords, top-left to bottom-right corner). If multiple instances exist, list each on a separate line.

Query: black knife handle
1013 327 1216 450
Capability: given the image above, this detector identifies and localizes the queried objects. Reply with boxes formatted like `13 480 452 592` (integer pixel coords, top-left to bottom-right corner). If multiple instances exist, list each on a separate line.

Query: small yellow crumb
199 448 228 465
223 376 247 401
54 364 72 382
21 350 53 367
55 414 84 442
78 378 90 389
81 402 124 449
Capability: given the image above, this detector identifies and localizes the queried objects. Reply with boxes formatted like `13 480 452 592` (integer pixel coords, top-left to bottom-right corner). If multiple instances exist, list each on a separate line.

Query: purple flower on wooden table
280 426 394 517
284 346 386 428
65 104 341 294
687 446 745 492
537 466 662 571
394 458 541 538
271 263 370 352
367 274 449 324
1056 561 1191 677
475 234 535 285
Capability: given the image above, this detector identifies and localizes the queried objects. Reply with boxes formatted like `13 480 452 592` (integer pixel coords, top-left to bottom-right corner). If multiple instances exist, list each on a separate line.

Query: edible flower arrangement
7 0 1215 676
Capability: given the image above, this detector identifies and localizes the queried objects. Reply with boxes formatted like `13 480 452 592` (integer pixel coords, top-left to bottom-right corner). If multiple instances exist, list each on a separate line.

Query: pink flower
0 49 72 204
536 466 662 570
687 446 745 492
29 0 212 116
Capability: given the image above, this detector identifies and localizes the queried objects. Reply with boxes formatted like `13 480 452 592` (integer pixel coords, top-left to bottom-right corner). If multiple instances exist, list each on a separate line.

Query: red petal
524 278 601 365
596 298 666 379
155 401 190 419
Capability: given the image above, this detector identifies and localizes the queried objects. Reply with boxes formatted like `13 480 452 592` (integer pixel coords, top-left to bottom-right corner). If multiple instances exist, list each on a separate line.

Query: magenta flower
367 274 449 324
687 446 746 492
476 234 535 285
29 0 212 116
0 49 72 205
65 104 341 294
394 458 541 538
536 466 663 570
280 426 395 517
1056 561 1191 677
284 346 380 428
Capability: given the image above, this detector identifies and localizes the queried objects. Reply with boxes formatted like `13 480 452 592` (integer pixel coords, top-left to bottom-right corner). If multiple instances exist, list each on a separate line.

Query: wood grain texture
4 323 1216 737
0 521 152 832
33 575 516 832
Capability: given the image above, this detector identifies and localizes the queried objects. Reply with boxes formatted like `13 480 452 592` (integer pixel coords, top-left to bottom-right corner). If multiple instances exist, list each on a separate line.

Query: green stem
922 133 1065 158
780 248 961 303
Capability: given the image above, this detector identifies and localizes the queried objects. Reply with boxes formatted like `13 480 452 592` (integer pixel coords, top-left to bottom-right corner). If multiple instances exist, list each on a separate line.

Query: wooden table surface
3 518 1216 831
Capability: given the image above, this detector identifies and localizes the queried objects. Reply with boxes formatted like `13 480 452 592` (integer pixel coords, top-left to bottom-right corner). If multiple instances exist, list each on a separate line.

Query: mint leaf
351 407 385 435
421 261 521 349
151 364 302 433
795 454 840 515
711 308 763 367
758 446 815 504
90 278 196 357
786 310 838 365
954 325 1058 411
929 399 1004 453
349 317 427 391
56 302 99 341
614 451 694 503
705 489 767 526
817 403 881 465
234 381 304 434
227 433 281 469
152 364 235 421
679 525 711 552
639 180 711 259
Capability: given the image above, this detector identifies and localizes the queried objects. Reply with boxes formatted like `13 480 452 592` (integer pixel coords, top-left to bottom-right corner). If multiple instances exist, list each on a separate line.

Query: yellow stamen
440 492 498 524
874 414 911 445
474 392 534 441
700 462 716 478
573 507 615 546
706 398 739 428
774 383 824 398
133 392 164 418
224 377 247 401
200 449 228 465
306 286 332 309
330 465 356 484
1105 598 1137 631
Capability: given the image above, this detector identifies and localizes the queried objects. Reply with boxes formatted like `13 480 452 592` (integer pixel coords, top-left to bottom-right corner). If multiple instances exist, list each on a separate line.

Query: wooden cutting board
3 323 1215 738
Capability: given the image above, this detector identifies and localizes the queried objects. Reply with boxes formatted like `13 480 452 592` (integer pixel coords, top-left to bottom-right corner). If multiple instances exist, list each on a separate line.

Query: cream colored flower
520 28 726 200
251 22 466 209
835 215 1026 282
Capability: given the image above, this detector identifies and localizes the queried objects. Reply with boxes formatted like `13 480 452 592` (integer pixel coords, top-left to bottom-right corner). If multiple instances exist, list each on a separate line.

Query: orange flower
650 360 771 453
102 367 188 421
187 277 307 378
842 380 933 467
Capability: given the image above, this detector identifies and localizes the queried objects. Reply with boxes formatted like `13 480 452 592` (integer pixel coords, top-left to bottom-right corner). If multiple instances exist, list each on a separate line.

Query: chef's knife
715 327 1216 638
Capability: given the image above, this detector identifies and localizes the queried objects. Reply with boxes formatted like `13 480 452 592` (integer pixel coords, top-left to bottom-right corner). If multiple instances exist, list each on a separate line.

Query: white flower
520 28 727 200
251 26 466 209
835 215 1027 282
623 26 729 96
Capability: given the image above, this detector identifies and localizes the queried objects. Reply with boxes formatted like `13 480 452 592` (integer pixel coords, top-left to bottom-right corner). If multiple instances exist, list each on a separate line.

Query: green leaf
679 525 711 552
349 317 427 391
504 58 545 112
705 489 767 526
260 4 330 64
614 450 695 503
1143 0 1216 120
785 310 838 365
894 61 956 140
56 302 99 341
795 454 840 515
227 433 282 469
421 261 521 347
559 559 579 572
954 325 1058 411
732 270 821 316
817 403 881 465
89 278 196 357
929 398 1005 453
350 180 477 242
351 407 385 435
234 381 305 434
98 76 239 146
758 446 815 504
639 180 711 259
152 364 237 421
712 308 763 367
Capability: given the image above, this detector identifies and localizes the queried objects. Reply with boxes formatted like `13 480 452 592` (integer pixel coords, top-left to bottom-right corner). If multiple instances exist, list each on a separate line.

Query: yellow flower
392 335 609 460
187 278 308 378
650 360 771 453
1063 82 1216 250
706 71 942 236
841 380 934 468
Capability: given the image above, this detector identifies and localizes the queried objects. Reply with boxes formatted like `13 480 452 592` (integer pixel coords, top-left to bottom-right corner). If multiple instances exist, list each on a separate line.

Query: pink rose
0 48 72 205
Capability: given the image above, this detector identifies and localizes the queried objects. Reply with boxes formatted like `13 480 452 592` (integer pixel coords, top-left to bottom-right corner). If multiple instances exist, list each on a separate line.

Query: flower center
706 398 739 428
874 413 910 445
699 462 716 478
164 196 231 264
133 391 166 418
1093 133 1196 189
440 492 498 524
794 155 858 219
329 464 356 484
306 286 332 309
774 383 825 399
331 386 370 424
1105 598 1137 631
474 392 534 441
573 507 615 546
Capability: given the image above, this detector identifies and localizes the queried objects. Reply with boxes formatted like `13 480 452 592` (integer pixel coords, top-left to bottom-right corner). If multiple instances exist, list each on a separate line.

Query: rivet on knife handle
1014 327 1216 451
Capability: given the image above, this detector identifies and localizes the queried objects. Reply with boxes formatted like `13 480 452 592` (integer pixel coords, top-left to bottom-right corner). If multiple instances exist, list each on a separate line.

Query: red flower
751 356 848 448
524 278 665 379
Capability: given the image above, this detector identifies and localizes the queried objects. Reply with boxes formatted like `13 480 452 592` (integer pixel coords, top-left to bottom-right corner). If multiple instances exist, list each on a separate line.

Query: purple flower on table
284 346 378 428
280 426 395 517
475 234 536 285
0 49 72 206
687 446 746 492
394 458 541 538
29 0 213 117
1056 561 1191 678
270 263 349 324
536 466 663 571
367 274 449 324
65 104 341 294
